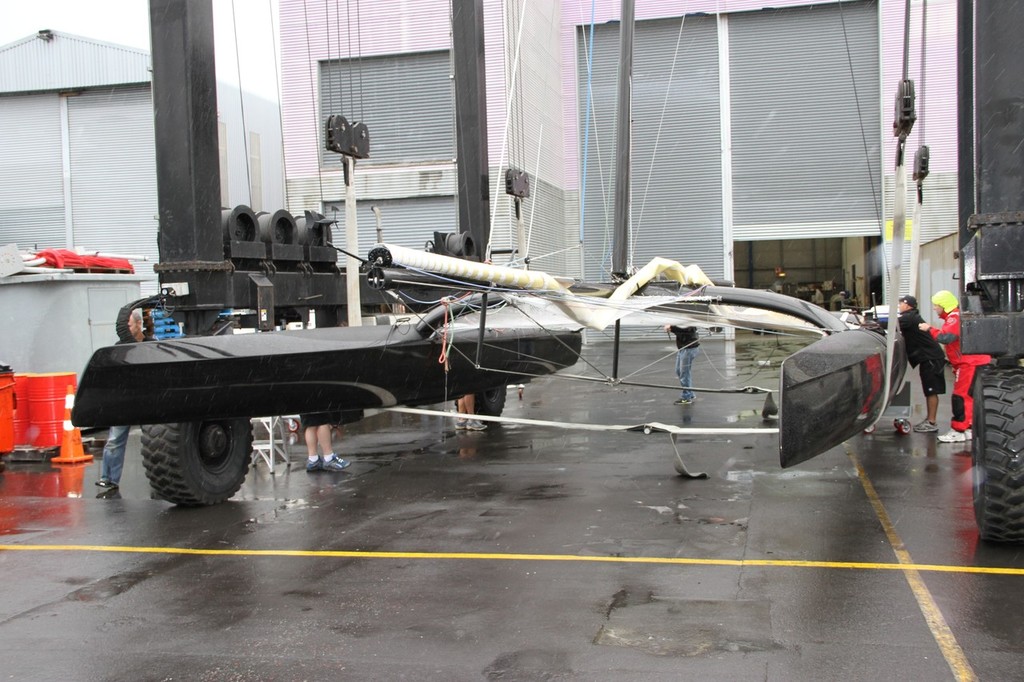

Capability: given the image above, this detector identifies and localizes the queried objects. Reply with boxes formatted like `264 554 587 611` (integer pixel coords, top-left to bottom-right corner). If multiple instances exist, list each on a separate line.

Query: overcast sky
2 1 153 50
2 0 281 99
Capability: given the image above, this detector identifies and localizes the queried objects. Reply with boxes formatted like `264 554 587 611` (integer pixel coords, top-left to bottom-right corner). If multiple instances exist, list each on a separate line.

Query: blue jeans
674 347 699 400
101 425 130 484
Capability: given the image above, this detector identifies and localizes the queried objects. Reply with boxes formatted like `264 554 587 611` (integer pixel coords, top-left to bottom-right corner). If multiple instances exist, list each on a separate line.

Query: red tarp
34 249 134 274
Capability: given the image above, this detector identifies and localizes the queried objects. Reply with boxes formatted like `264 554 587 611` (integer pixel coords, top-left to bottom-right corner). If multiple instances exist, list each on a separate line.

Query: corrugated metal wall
0 94 65 250
0 32 150 93
490 0 572 276
324 195 458 256
319 51 455 168
729 0 881 239
577 15 724 282
66 86 159 292
276 0 960 306
279 0 573 276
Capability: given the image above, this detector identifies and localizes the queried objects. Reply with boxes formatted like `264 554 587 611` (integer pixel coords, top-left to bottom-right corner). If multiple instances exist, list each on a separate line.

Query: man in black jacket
897 295 946 433
665 324 700 405
96 308 147 493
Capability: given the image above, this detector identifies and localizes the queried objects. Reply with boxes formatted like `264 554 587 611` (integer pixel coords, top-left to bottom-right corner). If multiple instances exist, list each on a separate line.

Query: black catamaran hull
72 325 582 427
779 328 907 468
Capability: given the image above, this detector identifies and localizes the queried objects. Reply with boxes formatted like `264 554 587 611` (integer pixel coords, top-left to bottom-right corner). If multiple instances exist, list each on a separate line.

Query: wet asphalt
1 332 1022 681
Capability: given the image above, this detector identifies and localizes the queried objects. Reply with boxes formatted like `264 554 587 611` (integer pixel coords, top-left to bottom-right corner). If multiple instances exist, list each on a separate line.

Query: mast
611 0 634 278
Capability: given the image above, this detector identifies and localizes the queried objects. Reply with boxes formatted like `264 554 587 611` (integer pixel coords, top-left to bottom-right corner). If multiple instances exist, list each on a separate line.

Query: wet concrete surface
2 332 1023 680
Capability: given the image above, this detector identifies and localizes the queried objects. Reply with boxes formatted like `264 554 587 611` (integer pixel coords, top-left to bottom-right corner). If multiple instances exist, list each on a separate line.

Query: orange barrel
12 373 30 446
27 372 77 448
0 365 13 453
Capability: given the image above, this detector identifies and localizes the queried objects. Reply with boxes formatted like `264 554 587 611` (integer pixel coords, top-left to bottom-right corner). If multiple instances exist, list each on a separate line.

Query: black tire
972 367 1024 542
474 386 507 417
141 419 253 506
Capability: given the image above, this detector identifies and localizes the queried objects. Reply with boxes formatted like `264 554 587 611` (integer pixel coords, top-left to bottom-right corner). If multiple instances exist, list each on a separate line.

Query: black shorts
918 359 947 396
299 410 364 428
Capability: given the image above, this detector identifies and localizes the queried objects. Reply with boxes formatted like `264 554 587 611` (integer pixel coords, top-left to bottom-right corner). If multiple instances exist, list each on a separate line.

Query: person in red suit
919 290 991 443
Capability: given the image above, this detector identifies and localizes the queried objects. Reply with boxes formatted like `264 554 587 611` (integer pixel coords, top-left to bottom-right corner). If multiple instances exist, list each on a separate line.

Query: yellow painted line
1 543 1023 578
848 448 979 682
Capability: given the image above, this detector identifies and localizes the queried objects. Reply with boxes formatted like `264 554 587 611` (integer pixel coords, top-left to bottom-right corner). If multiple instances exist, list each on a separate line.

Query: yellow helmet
931 290 959 314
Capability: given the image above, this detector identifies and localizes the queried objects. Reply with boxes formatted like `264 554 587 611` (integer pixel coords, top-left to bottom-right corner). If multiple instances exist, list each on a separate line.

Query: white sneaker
938 429 967 443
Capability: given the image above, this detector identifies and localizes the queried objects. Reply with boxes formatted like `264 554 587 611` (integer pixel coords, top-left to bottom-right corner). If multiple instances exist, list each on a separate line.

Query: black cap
899 294 918 308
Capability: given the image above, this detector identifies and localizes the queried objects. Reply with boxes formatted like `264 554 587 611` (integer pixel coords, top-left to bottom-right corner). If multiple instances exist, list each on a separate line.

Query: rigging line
634 13 687 257
579 0 596 246
524 124 543 262
576 1 615 278
338 0 348 115
415 308 587 374
323 0 332 114
355 0 364 122
501 0 514 251
432 329 769 394
268 0 289 207
486 297 776 390
836 0 882 229
505 0 515 177
516 0 526 195
230 0 252 205
617 378 774 395
437 334 592 385
489 0 530 254
918 0 927 147
525 243 582 264
446 0 459 235
901 0 911 82
479 299 611 376
301 0 325 203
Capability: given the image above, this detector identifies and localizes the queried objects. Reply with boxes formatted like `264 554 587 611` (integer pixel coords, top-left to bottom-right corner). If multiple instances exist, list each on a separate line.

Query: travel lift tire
972 367 1024 542
141 419 254 506
474 385 508 417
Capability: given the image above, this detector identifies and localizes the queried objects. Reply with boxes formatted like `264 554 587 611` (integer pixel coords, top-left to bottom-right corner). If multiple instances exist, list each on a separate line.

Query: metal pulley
893 78 917 141
913 145 930 183
324 114 370 159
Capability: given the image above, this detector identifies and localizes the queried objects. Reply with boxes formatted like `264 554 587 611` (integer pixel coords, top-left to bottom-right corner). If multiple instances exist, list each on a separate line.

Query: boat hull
779 328 906 468
72 325 582 427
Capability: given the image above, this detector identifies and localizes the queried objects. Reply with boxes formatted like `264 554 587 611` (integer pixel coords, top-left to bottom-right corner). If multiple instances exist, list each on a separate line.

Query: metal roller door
67 85 159 292
729 1 881 241
577 15 724 283
0 93 65 251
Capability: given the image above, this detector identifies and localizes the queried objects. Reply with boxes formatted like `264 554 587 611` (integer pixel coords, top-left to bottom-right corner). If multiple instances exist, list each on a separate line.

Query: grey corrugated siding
578 15 724 285
67 86 159 293
489 177 571 276
324 196 458 256
490 0 571 276
880 169 958 296
730 1 881 239
0 94 65 250
319 51 455 168
0 32 150 94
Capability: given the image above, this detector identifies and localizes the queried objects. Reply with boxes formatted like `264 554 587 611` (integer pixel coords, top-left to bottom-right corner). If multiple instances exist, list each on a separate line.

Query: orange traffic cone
51 385 93 464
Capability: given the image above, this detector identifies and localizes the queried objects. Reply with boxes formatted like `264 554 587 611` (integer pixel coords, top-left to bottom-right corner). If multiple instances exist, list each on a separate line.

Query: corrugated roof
0 30 150 94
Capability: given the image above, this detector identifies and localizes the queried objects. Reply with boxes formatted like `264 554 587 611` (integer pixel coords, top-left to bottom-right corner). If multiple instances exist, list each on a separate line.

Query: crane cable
879 0 917 427
908 1 929 298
